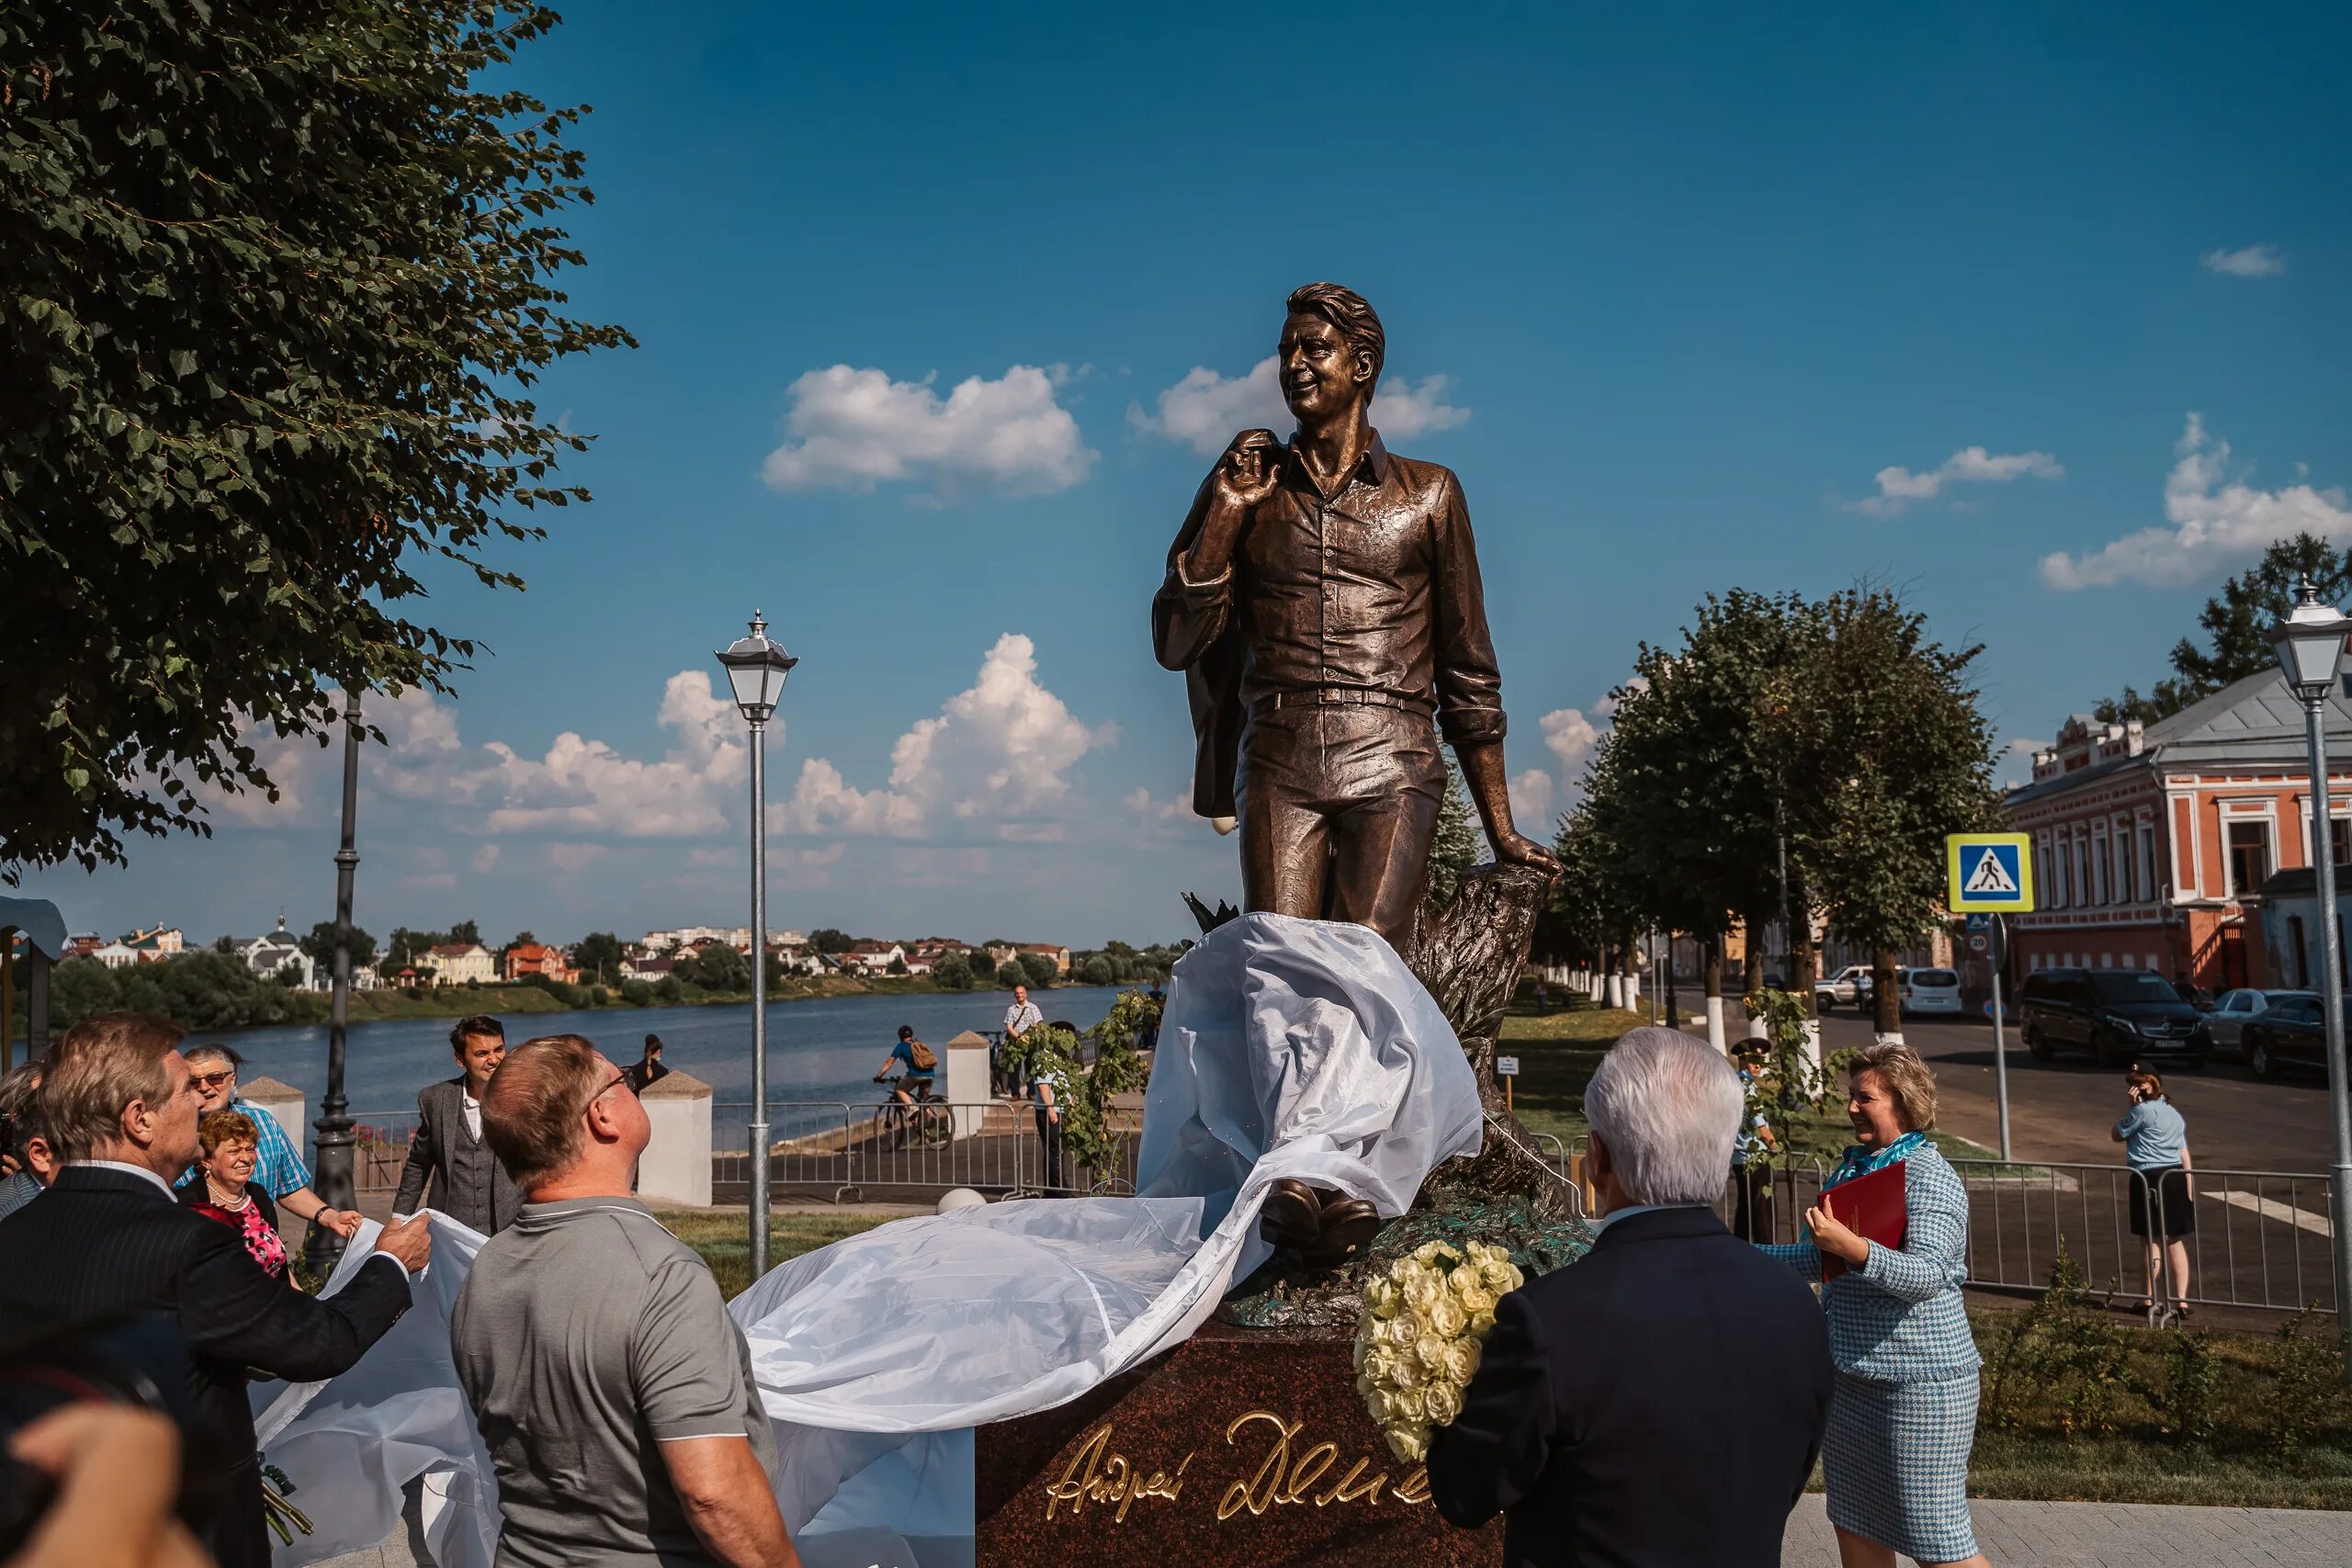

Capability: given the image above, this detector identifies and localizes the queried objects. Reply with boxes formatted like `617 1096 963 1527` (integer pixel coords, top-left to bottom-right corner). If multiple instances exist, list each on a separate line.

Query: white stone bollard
637 1069 713 1207
240 1077 309 1165
944 1030 993 1138
938 1188 986 1213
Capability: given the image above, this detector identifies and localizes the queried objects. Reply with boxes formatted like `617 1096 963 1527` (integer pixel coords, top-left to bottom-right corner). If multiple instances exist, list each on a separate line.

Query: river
210 987 1129 1157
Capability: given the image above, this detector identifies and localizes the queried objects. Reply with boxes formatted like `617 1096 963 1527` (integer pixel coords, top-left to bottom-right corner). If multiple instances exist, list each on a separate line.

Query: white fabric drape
247 913 1478 1565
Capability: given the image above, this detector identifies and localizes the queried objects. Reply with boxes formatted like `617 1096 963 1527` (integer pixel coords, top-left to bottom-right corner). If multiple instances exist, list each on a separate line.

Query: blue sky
26 2 2352 950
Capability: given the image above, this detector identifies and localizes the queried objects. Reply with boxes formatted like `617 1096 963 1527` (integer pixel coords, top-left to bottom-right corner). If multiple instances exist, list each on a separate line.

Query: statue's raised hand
1211 429 1283 511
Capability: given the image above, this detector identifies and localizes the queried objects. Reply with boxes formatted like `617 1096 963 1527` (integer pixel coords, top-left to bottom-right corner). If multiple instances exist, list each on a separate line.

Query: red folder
1818 1160 1907 1280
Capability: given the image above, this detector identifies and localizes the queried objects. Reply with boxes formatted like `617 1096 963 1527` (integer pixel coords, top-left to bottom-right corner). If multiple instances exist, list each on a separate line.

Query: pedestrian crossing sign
1947 832 2034 912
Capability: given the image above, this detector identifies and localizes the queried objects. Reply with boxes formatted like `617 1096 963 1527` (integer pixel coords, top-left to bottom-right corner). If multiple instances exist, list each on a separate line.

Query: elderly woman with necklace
178 1109 293 1285
1759 1043 1991 1568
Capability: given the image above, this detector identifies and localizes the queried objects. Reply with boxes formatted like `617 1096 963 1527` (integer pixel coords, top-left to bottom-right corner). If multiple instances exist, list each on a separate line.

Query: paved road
1806 1008 2343 1174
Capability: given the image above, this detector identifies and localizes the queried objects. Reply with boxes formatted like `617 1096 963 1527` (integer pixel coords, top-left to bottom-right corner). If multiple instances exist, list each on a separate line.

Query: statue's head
1280 282 1384 424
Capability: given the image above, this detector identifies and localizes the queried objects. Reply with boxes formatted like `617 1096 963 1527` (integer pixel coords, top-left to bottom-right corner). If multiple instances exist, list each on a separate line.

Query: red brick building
2003 671 2352 990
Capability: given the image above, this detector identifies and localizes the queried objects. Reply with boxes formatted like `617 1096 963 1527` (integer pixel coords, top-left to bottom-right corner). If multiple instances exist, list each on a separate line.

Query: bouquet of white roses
1352 1239 1524 1462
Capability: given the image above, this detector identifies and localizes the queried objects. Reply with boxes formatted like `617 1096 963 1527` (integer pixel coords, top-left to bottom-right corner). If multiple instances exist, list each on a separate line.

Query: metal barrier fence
1540 1138 2335 1319
347 1111 422 1202
711 1100 1140 1203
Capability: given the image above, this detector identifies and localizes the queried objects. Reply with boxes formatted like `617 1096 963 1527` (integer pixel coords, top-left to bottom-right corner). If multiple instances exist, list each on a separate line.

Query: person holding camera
0 1012 432 1568
2112 1068 2196 1325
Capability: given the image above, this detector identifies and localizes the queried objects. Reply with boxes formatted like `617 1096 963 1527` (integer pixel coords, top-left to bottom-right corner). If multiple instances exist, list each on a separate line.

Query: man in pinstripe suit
0 1012 429 1568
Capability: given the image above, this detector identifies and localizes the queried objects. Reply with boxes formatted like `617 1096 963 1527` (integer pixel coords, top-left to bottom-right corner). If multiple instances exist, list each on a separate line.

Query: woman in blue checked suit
1761 1043 1993 1568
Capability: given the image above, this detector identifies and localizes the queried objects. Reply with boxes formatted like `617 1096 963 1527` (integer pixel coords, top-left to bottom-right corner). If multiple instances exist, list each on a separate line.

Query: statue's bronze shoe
1260 1178 1322 1251
1307 1195 1382 1266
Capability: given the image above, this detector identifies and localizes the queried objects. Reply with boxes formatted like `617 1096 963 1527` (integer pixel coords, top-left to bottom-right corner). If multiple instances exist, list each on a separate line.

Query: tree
808 929 855 955
447 919 481 947
1779 585 2000 1036
887 954 910 976
2098 535 2352 724
572 931 624 985
1 5 631 880
687 944 749 993
299 919 377 976
1018 953 1060 990
968 947 998 981
1421 761 1481 918
1580 589 1807 1032
499 930 537 959
933 953 973 990
1079 953 1117 987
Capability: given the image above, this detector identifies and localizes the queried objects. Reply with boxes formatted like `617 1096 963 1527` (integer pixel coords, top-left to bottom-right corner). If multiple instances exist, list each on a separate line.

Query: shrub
2272 1308 2338 1461
2163 1330 2222 1450
620 979 653 1006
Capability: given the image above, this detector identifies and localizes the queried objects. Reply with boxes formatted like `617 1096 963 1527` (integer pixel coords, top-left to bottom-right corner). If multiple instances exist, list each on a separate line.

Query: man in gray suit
392 1014 525 1235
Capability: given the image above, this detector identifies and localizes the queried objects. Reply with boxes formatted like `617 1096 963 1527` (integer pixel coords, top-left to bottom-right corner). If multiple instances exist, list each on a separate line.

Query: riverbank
340 972 1009 1023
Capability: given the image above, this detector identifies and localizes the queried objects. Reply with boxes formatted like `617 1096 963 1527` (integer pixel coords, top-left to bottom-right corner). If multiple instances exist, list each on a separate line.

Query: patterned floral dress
180 1180 292 1283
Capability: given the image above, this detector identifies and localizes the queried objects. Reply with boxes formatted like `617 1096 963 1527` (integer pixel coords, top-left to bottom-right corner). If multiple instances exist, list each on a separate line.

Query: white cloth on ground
239 913 1478 1566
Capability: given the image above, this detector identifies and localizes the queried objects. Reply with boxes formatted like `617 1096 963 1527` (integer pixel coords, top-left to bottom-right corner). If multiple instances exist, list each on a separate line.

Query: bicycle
870 1074 951 1151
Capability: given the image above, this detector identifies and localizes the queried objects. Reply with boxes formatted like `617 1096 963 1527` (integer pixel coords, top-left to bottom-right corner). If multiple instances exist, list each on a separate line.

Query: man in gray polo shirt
453 1033 799 1568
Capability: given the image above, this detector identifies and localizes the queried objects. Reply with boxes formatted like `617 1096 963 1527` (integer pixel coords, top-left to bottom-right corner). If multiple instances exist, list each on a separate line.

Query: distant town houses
234 915 315 989
50 913 1085 996
502 941 576 985
840 941 907 976
637 925 807 954
419 942 496 987
2000 669 2352 994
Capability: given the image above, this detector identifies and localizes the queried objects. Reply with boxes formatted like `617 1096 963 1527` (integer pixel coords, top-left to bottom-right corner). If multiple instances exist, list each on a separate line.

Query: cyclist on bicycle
873 1025 937 1105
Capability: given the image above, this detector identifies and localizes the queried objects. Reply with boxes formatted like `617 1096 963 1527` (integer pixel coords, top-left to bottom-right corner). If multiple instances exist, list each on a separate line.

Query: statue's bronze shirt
1154 433 1508 775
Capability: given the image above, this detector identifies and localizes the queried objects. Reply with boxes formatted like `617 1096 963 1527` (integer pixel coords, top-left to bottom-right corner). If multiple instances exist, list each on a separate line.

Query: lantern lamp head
717 611 798 723
2267 580 2352 700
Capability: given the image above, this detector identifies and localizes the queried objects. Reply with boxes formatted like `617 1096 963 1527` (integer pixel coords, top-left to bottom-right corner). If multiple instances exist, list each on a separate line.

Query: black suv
2017 967 2206 1068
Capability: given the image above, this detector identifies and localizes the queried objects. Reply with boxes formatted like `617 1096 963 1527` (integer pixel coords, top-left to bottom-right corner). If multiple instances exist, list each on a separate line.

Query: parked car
1894 967 1963 1017
2237 992 2338 1079
2017 967 2206 1067
1815 964 1873 1011
2193 987 2314 1060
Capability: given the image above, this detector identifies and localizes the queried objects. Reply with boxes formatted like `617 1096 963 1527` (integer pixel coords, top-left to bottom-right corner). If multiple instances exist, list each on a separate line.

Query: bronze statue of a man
1153 282 1556 952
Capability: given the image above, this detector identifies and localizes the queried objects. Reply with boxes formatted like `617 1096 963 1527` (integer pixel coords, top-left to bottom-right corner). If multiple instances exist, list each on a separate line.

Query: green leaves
0 2 631 879
1555 582 1998 973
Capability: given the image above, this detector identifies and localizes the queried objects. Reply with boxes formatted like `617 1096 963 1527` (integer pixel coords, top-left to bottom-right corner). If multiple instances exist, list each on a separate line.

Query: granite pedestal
977 1320 1501 1566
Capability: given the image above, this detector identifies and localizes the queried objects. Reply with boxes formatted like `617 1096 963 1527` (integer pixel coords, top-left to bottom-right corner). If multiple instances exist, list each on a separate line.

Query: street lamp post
306 693 364 1273
2267 581 2352 1382
718 612 797 1280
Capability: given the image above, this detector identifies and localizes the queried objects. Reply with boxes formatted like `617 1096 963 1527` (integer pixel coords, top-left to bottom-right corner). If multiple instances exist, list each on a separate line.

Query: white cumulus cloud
761 364 1093 498
1853 446 2064 517
1541 707 1606 780
2039 414 2352 590
469 844 501 874
2201 244 2285 278
1130 357 1469 457
370 672 747 836
1509 769 1555 832
782 633 1109 838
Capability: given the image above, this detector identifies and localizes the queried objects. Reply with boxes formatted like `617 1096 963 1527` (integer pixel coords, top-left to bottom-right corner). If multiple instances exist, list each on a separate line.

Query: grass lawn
1958 1306 2352 1507
657 1209 898 1299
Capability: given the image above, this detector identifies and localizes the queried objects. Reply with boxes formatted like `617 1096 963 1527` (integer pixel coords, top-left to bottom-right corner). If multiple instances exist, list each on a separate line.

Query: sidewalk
1782 1495 2352 1564
323 1494 2352 1566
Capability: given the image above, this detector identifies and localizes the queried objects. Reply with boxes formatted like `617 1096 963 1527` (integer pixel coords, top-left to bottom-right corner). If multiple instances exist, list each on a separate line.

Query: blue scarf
1826 1130 1926 1190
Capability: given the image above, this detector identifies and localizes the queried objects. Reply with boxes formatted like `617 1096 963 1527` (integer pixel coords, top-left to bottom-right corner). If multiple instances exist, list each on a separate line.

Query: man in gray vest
393 1014 525 1235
